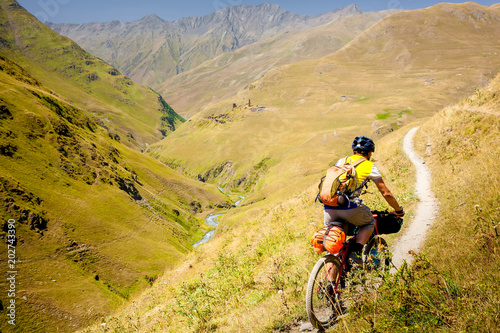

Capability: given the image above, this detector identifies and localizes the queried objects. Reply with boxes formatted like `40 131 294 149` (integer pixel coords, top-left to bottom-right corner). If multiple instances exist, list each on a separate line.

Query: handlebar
372 209 405 219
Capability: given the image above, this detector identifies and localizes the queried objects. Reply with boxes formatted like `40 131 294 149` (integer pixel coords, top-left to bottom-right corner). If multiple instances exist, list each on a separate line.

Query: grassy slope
0 0 184 151
411 74 500 331
0 1 230 332
0 45 228 333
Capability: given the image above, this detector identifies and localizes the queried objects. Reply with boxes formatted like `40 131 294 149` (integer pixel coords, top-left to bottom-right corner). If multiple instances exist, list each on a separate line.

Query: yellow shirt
336 154 382 198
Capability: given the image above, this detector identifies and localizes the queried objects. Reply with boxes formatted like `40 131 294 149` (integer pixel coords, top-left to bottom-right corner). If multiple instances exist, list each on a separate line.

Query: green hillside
0 1 230 332
0 0 184 151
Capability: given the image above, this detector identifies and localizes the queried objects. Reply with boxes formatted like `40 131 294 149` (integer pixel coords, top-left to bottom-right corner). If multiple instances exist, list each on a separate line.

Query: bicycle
306 210 398 330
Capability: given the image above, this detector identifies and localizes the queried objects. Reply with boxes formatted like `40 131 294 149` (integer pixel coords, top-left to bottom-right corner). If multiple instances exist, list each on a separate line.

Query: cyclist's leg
336 204 374 245
323 208 346 281
326 262 338 284
335 205 375 267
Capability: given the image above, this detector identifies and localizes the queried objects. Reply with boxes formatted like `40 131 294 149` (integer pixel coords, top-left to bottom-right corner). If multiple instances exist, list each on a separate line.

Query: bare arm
374 178 403 213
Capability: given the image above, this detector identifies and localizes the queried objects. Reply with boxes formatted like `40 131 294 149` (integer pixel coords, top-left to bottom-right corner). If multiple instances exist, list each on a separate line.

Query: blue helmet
352 136 375 153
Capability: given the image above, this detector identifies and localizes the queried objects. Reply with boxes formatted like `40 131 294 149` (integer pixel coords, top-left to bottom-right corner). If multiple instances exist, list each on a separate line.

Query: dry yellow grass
414 72 500 277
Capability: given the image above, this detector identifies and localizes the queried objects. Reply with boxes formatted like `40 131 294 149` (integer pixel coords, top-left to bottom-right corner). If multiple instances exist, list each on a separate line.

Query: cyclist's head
352 136 375 156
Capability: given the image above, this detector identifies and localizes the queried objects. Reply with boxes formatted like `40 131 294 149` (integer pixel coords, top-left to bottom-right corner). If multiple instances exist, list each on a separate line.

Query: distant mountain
0 1 229 331
157 9 393 118
48 4 363 90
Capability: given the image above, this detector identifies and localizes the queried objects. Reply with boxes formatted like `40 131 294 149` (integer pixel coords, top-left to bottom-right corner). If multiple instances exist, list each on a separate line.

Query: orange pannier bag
310 226 346 254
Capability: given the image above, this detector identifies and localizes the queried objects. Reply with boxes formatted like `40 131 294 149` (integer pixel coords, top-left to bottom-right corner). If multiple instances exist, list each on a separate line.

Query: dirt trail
390 126 438 268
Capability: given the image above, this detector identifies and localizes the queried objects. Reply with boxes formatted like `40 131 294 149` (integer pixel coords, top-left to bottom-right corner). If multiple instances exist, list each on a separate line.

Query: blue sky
17 0 500 24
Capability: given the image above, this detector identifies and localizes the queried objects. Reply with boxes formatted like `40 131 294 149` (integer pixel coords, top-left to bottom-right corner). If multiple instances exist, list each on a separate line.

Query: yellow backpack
316 157 366 207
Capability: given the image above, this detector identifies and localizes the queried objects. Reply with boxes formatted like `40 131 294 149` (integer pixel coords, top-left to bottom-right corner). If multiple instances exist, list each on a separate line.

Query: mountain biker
324 136 405 267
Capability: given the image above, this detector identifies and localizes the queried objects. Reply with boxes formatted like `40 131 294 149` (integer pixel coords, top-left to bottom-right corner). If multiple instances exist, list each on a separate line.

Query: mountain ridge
48 3 364 90
158 9 392 117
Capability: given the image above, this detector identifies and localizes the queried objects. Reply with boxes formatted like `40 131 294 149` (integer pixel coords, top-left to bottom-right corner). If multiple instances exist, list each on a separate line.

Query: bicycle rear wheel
363 236 390 271
306 255 345 329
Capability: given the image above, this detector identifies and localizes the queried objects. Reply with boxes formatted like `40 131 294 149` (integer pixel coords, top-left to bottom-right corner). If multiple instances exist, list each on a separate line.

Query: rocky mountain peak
139 14 165 24
343 4 363 14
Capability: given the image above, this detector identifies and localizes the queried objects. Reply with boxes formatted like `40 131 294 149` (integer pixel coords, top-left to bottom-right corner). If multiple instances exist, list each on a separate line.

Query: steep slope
158 10 393 118
48 4 363 89
335 2 500 75
0 1 229 332
150 2 500 205
1 0 183 152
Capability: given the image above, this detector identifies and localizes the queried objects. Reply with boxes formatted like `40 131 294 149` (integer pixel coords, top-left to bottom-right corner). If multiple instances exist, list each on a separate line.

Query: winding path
391 127 438 267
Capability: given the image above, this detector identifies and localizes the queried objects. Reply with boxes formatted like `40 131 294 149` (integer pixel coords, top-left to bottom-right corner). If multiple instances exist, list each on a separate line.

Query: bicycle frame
329 235 357 295
326 225 381 293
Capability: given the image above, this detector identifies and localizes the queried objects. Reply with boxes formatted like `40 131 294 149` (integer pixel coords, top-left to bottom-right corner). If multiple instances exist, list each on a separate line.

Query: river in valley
193 188 244 247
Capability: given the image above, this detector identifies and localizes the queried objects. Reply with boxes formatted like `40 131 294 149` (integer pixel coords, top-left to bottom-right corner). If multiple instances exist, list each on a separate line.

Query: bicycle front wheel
306 255 344 329
363 235 390 271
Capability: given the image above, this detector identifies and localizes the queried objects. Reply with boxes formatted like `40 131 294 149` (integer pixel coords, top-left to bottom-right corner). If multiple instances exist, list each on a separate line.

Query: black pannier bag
373 210 403 235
